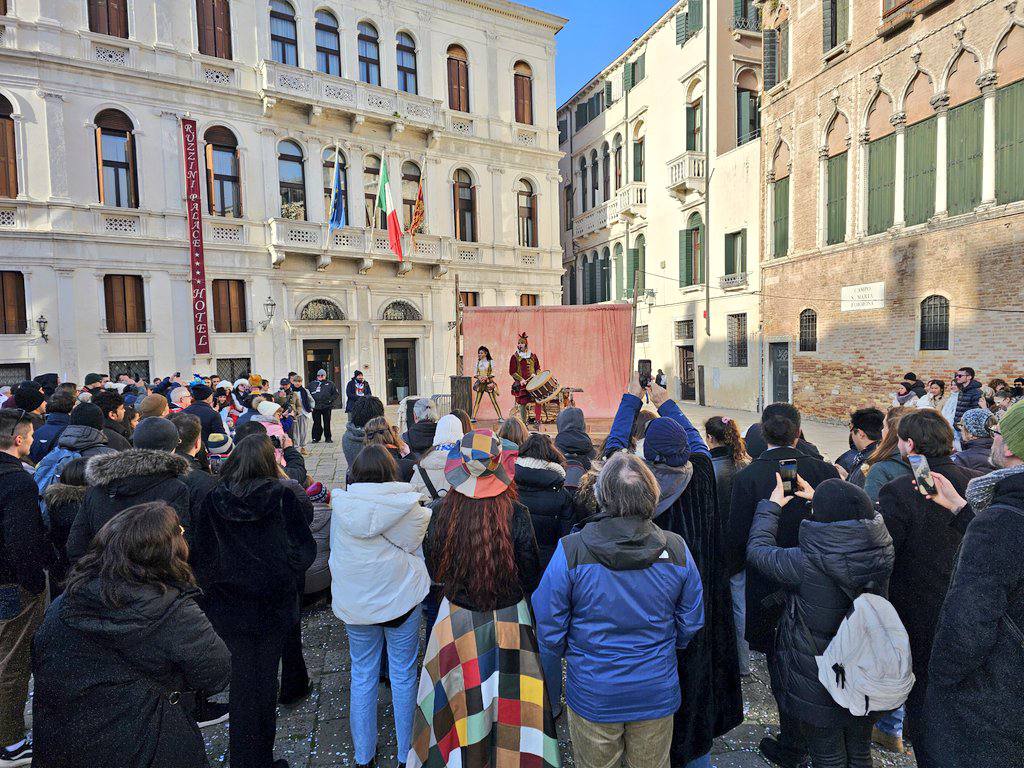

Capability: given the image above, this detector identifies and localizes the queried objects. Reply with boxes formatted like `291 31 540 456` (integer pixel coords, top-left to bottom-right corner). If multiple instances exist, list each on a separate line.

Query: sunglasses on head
5 409 27 436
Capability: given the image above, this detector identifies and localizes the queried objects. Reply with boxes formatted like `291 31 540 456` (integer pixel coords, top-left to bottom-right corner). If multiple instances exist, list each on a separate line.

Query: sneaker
0 741 32 766
872 726 912 755
758 736 808 768
196 700 230 728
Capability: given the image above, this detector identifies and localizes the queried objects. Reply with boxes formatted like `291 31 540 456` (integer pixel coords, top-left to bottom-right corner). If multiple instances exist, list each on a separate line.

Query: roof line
557 0 686 110
452 0 567 31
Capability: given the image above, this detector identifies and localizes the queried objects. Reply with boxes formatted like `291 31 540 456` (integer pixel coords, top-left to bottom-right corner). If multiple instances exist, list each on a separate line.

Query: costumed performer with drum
509 332 543 426
472 346 502 422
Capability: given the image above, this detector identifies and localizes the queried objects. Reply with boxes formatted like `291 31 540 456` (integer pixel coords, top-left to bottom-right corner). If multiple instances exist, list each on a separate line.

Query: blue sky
529 0 674 105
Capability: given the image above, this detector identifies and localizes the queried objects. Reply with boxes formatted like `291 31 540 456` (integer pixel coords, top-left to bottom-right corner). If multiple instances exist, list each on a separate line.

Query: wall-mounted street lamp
259 297 277 331
36 315 49 343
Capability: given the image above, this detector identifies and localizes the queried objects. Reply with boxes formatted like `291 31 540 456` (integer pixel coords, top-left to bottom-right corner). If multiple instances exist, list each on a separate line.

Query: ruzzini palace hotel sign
181 118 210 355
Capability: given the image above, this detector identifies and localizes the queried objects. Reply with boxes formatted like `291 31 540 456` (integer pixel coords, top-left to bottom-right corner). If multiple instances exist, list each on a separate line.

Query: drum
525 370 560 403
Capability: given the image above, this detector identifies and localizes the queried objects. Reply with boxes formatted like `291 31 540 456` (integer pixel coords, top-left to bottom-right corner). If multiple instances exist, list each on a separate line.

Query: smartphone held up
908 454 938 496
779 459 799 496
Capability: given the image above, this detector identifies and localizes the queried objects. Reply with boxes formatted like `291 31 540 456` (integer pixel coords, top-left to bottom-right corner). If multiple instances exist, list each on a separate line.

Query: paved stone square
203 413 915 767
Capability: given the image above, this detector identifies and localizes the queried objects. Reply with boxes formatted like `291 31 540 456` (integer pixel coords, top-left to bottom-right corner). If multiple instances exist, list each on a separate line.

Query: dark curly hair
350 396 385 428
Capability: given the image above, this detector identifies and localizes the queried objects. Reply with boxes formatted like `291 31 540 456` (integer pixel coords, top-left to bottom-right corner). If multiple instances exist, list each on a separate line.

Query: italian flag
377 160 404 262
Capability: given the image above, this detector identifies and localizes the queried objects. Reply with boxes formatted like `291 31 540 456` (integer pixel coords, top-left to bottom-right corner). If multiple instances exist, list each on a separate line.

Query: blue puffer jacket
30 412 70 464
532 515 704 723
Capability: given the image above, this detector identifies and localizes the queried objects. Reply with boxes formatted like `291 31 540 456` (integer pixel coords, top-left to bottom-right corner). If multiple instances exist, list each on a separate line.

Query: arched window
447 45 470 113
590 150 599 208
358 22 380 86
920 296 949 351
567 264 577 305
772 142 791 257
904 72 937 225
204 126 241 217
363 154 385 228
736 69 761 146
196 0 232 60
995 26 1024 204
587 252 599 304
396 32 417 94
513 61 533 125
613 134 623 190
628 235 646 296
89 0 129 38
601 142 611 202
578 156 588 213
315 10 340 76
600 246 611 302
681 211 704 286
613 242 624 299
322 147 347 225
686 97 703 151
0 96 17 199
402 161 422 232
300 298 345 321
865 92 895 235
799 309 817 352
382 300 422 321
633 123 645 182
517 178 537 248
95 109 138 209
825 112 849 245
277 139 306 220
946 51 983 216
269 1 298 66
453 169 476 242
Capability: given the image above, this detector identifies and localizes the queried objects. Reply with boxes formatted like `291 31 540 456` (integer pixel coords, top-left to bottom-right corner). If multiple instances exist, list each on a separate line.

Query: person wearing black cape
605 376 744 767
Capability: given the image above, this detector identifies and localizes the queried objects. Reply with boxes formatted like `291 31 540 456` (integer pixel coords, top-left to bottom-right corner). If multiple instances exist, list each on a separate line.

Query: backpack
815 592 916 716
35 447 81 495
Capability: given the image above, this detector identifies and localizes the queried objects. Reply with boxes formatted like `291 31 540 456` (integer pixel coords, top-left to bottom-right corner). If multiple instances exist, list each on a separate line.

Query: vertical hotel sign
181 118 210 355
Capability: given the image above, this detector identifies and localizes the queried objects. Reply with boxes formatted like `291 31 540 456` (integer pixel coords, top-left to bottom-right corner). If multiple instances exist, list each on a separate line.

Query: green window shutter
679 230 690 287
627 249 638 295
826 152 847 245
697 221 705 283
779 22 790 81
688 0 703 30
589 260 598 304
604 80 613 105
733 0 744 17
724 233 736 276
904 117 937 225
867 134 896 235
637 244 646 292
737 90 751 145
763 29 778 91
633 141 644 182
996 79 1024 205
740 228 747 273
637 53 646 82
773 176 789 256
822 0 833 51
676 12 686 44
836 0 848 44
615 247 624 299
947 98 984 216
623 63 633 93
686 106 696 151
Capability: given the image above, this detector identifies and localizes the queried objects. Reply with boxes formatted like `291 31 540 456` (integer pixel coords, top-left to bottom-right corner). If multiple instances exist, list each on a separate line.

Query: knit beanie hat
69 403 104 430
84 373 105 387
257 400 282 419
432 414 464 448
13 383 44 412
641 418 691 468
812 479 876 523
1000 401 1024 460
207 432 234 456
248 374 263 388
132 417 181 452
190 383 213 402
306 481 330 504
960 408 993 439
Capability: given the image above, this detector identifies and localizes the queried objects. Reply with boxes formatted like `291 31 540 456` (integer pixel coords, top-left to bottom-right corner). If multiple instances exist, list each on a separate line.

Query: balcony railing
720 272 749 290
729 13 761 31
269 219 450 262
667 151 707 196
572 197 620 239
616 182 647 220
258 60 444 130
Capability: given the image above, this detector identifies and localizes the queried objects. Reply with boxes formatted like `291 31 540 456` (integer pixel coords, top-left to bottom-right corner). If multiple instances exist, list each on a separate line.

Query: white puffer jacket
329 482 431 625
409 449 450 500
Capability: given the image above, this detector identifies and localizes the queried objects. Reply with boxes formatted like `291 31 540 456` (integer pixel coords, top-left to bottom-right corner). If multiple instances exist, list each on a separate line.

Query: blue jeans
540 650 563 719
875 706 905 737
686 752 711 768
345 610 422 765
730 571 751 676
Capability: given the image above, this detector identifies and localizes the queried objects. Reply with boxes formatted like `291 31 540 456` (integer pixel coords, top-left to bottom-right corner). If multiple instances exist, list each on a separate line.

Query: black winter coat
41 483 86 589
925 471 1024 767
191 478 316 633
424 499 541 612
649 453 744 766
0 452 52 595
51 424 117 459
31 579 231 768
182 402 223 445
405 420 437 456
728 447 840 653
66 450 192 562
513 458 575 571
877 455 980 685
102 418 132 451
747 500 895 727
176 452 219 515
952 437 996 473
710 447 742 530
953 380 983 426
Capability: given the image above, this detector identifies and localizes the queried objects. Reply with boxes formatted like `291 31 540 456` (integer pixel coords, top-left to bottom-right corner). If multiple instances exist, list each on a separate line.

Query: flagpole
369 154 381 253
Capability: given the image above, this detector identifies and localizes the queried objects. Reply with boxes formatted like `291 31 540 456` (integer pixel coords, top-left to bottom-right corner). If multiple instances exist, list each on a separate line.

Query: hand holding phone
779 459 799 496
638 359 652 390
908 455 938 497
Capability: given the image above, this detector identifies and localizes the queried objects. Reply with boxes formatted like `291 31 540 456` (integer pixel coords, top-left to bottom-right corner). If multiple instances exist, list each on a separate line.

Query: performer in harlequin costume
471 346 502 422
509 332 543 425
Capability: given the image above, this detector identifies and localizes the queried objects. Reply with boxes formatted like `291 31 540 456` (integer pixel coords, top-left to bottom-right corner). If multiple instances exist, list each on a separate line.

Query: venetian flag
376 159 404 262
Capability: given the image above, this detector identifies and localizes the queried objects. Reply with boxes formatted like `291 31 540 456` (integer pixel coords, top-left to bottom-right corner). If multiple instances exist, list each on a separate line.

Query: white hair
413 398 436 422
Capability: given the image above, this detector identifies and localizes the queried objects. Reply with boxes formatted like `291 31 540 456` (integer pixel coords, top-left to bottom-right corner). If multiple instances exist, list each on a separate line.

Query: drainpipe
704 7 712 339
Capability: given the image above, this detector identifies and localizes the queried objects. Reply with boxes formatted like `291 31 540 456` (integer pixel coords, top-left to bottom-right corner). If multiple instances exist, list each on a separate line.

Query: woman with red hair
409 430 552 768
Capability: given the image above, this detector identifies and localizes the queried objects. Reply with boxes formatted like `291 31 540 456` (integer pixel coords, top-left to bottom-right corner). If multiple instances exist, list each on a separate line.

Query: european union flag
328 158 346 234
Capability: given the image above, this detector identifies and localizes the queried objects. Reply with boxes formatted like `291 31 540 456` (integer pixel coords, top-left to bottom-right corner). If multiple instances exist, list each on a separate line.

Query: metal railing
729 13 761 31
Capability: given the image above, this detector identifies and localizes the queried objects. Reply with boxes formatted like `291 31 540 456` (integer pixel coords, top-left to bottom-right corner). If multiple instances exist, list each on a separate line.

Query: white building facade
557 0 764 410
0 0 564 403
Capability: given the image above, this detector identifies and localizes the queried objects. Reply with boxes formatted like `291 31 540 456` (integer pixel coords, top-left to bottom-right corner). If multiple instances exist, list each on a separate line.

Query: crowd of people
0 364 1020 768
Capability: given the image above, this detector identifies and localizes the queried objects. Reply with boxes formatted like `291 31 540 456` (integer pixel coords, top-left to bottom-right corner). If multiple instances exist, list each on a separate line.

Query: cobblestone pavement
203 419 916 768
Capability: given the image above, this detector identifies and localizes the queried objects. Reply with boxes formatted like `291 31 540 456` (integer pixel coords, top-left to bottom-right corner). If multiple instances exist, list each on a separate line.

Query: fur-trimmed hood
43 483 88 508
85 449 191 495
514 457 566 490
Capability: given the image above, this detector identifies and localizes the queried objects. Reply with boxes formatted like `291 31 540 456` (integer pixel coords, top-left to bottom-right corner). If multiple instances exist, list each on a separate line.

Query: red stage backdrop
181 118 210 355
461 304 632 419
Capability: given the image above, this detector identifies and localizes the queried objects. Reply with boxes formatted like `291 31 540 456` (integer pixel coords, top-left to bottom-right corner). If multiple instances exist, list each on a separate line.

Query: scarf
965 464 1024 512
354 381 365 396
516 349 532 360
